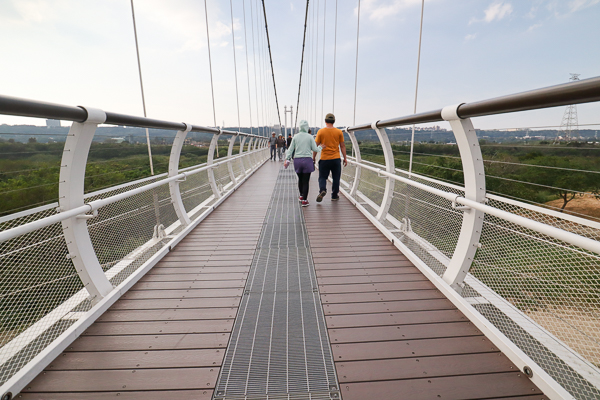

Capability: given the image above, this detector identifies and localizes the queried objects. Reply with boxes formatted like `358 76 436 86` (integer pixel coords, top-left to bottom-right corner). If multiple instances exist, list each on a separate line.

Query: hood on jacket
298 120 309 133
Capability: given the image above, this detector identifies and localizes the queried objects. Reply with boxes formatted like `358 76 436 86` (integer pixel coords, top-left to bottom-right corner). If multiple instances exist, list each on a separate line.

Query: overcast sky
1 0 599 131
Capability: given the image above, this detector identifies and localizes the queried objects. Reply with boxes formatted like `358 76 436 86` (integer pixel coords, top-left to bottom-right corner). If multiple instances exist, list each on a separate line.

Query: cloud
290 2 295 12
569 0 600 12
465 33 477 40
471 1 513 24
356 0 423 22
527 22 543 32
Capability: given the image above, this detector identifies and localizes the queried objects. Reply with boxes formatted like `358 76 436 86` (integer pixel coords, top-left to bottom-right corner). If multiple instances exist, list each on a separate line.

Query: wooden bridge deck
20 162 545 400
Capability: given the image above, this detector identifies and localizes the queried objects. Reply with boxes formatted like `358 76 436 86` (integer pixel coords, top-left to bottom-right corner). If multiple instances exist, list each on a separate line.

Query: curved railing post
441 104 486 291
345 128 362 197
238 136 247 176
372 122 396 222
207 132 222 199
227 134 238 185
168 123 192 226
59 107 113 303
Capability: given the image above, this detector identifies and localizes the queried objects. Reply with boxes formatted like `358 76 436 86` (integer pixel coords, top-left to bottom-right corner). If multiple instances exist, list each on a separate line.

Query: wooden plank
332 336 497 361
122 288 243 300
111 298 240 310
97 308 237 322
326 309 468 328
339 372 542 400
318 281 433 294
147 266 250 274
132 280 245 290
67 333 229 352
321 290 445 304
314 260 415 269
316 267 420 277
323 299 455 315
140 273 248 282
337 353 514 383
48 349 224 370
83 319 233 335
19 390 214 399
328 322 482 343
22 367 220 392
318 273 427 285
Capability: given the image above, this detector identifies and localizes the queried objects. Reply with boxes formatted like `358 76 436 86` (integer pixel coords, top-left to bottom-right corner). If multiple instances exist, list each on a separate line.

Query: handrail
349 75 600 131
0 149 263 244
346 159 600 256
0 94 263 138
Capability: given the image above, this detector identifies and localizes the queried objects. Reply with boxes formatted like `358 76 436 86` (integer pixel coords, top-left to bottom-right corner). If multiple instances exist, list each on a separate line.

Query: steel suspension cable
242 0 253 135
249 0 262 135
408 0 425 177
353 0 361 126
332 0 338 113
314 0 320 127
229 0 241 132
294 0 311 131
260 0 282 131
254 0 266 135
321 0 327 123
129 0 154 175
203 0 218 128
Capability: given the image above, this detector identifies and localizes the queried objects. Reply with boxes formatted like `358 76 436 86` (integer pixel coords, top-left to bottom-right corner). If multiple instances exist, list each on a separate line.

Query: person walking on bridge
314 113 347 202
276 134 286 161
269 132 277 161
285 120 325 207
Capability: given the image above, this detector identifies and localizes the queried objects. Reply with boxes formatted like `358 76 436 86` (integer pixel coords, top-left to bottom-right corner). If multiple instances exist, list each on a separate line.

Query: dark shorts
293 157 315 174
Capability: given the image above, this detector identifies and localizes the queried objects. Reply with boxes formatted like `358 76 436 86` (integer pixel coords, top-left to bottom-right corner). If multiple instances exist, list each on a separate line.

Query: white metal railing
338 105 600 400
0 103 269 398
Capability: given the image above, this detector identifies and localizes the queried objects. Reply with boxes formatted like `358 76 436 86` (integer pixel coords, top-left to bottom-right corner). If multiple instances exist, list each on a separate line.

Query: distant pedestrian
276 134 286 161
286 133 294 159
314 113 347 202
269 132 277 161
285 120 325 207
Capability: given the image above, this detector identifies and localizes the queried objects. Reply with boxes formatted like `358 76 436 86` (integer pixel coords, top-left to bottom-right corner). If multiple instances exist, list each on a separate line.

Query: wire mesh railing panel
214 162 232 192
0 213 88 386
466 202 600 399
87 181 178 286
180 171 213 216
356 168 385 217
386 180 463 276
340 163 356 191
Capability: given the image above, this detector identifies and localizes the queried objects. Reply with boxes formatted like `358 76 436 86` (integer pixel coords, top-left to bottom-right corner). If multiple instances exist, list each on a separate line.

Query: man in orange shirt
313 113 347 202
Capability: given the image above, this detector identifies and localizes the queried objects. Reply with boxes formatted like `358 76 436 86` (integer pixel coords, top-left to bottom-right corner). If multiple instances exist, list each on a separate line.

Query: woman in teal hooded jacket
285 120 325 206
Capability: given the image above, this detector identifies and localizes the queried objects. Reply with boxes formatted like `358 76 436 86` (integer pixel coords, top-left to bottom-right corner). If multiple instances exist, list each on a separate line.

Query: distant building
46 119 61 128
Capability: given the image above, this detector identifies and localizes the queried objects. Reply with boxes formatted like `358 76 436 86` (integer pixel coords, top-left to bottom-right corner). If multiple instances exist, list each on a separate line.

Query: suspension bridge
0 1 599 399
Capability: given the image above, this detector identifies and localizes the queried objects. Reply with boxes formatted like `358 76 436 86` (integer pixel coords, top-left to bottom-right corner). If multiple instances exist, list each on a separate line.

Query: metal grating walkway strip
214 166 339 400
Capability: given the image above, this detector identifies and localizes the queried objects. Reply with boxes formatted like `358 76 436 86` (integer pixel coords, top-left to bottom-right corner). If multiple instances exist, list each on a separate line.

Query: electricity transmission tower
556 73 580 143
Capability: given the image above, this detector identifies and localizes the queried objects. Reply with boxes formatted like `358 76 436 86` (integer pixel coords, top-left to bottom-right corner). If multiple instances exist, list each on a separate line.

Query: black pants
297 172 311 200
318 158 342 198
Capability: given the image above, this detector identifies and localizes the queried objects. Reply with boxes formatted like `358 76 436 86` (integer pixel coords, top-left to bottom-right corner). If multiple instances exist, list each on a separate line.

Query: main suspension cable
249 0 261 135
408 0 425 177
294 0 311 132
262 0 281 133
